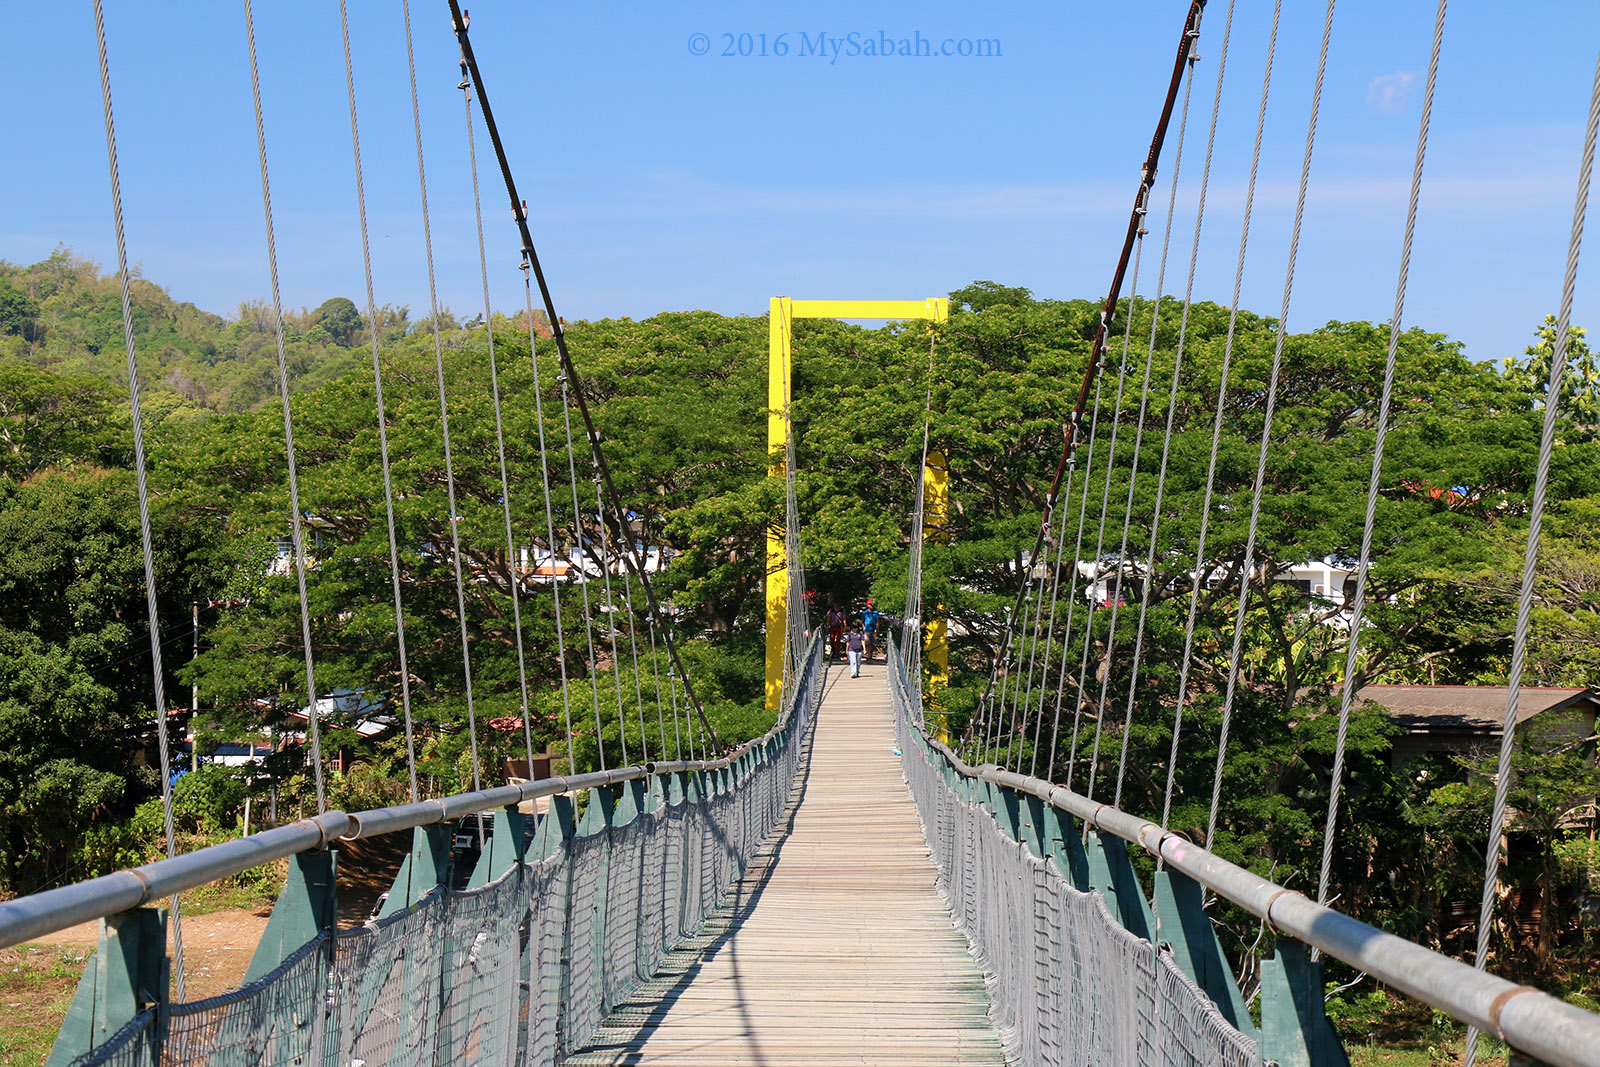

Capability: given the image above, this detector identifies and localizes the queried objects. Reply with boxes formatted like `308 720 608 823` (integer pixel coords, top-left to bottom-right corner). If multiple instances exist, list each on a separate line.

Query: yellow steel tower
766 297 949 711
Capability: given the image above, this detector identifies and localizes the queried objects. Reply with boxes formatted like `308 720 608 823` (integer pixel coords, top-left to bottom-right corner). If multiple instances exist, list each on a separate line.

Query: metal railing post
377 825 449 920
1260 940 1351 1067
1083 830 1155 942
1047 808 1092 890
46 907 167 1066
466 805 527 890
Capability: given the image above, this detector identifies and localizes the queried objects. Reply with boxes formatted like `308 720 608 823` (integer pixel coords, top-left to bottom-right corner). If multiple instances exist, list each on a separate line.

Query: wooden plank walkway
568 660 1005 1066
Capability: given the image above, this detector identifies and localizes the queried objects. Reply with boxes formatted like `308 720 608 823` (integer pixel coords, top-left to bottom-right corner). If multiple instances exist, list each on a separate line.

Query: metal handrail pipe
950 760 1600 1067
343 768 653 840
0 812 350 952
645 760 710 776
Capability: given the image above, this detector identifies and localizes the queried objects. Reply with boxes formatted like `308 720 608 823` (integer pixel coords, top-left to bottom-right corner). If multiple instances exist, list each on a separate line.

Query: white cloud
1367 71 1417 113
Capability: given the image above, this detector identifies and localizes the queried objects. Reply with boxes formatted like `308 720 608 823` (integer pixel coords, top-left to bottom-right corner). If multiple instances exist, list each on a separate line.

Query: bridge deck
568 660 1005 1066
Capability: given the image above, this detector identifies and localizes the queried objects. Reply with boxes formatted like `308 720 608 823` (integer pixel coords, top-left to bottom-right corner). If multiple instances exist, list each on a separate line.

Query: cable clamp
1487 986 1538 1044
452 10 470 33
1262 887 1304 935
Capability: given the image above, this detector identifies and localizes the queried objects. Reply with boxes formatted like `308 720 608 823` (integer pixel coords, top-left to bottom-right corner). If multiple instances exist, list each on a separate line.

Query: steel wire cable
592 479 630 766
981 503 1050 766
1016 478 1068 768
1062 236 1146 791
782 394 807 714
336 0 419 803
1319 0 1445 916
449 3 722 755
668 660 690 762
1154 0 1236 854
1111 30 1202 810
1461 26 1600 1067
616 526 651 763
1036 375 1105 780
520 270 578 772
242 0 326 816
985 608 1022 764
1207 0 1338 842
998 523 1049 766
402 0 481 791
645 610 671 759
560 374 608 770
979 619 1015 764
972 1 1205 736
1205 0 1284 852
1196 1 1335 913
458 58 536 778
907 322 939 712
1023 429 1094 778
91 0 187 996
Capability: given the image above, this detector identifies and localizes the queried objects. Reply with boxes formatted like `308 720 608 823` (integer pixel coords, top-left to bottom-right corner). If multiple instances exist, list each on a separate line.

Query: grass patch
175 862 282 917
0 945 89 1066
1331 987 1511 1067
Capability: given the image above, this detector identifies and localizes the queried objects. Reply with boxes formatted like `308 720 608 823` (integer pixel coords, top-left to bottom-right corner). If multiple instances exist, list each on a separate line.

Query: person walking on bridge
846 621 866 678
827 604 845 661
862 600 881 661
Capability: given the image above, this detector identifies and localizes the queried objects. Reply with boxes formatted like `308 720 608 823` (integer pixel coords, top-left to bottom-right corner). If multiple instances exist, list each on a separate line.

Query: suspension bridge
5 1 1600 1065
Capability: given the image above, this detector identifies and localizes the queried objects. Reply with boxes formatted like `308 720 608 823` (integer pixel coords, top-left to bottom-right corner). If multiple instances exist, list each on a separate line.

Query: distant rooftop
1357 685 1600 734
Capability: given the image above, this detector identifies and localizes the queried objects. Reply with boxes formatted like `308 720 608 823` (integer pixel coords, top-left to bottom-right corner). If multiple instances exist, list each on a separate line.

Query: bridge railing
887 638 1600 1067
12 632 825 1066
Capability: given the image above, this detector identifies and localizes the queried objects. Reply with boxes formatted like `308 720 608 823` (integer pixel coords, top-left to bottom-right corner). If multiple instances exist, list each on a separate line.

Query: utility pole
190 601 199 773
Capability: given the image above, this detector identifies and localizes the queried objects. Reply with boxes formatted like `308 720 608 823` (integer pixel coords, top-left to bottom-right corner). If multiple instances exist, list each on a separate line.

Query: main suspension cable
1112 26 1203 811
449 2 721 754
974 0 1208 724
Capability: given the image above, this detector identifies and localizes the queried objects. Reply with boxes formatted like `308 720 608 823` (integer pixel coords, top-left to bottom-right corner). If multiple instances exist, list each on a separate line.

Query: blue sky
6 2 1600 364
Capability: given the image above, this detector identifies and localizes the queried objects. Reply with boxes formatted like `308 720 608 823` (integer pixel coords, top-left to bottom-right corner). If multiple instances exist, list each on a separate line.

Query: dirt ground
0 831 412 1063
34 907 272 1002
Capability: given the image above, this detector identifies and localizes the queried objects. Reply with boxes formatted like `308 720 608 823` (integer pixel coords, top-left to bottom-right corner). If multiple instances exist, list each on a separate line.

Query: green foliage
1503 314 1600 433
0 277 40 341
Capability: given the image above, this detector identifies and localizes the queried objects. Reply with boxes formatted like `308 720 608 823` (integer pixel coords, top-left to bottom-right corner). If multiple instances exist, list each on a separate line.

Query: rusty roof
1357 685 1600 733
